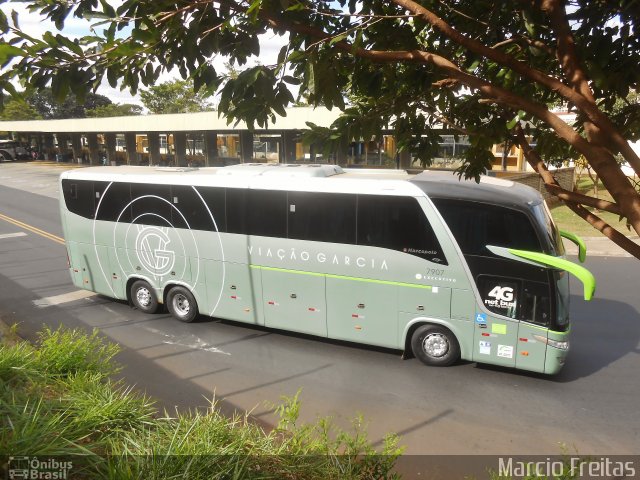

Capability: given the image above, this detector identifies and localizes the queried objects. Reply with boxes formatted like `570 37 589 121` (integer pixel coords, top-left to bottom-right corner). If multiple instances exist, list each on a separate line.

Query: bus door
474 272 563 373
514 280 551 373
473 275 520 368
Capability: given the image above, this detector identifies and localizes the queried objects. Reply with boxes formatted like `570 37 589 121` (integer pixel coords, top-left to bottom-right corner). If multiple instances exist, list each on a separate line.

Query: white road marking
0 232 27 239
162 339 231 355
145 327 231 355
33 289 96 307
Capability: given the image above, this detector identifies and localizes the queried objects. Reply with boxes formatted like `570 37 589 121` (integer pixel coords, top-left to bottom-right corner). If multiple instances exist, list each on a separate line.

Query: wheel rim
136 287 152 308
422 333 449 358
172 293 190 317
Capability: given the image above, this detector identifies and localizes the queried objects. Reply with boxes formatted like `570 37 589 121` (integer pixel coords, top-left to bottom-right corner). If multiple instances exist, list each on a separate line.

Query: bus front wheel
130 280 159 314
411 324 460 367
167 286 199 323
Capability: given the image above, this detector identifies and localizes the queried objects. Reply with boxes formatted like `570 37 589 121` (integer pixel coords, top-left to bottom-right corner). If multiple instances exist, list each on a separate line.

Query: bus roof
410 170 543 208
61 164 543 206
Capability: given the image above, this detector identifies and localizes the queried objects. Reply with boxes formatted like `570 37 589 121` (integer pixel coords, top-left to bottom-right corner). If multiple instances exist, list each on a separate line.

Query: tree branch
259 9 627 178
390 0 640 172
543 184 621 214
513 124 640 258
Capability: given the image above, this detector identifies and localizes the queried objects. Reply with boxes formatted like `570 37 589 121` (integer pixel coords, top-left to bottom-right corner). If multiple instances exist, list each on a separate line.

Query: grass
550 176 637 237
0 325 403 479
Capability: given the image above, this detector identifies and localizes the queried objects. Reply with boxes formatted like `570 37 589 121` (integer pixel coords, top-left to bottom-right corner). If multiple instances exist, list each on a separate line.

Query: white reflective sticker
432 286 439 293
497 345 514 359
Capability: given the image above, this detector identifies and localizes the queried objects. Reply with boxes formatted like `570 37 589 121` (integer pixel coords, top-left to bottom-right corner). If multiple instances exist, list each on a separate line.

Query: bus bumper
544 330 571 375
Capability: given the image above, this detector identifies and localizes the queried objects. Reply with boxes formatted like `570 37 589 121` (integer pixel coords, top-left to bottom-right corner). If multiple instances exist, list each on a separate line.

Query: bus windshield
531 201 565 257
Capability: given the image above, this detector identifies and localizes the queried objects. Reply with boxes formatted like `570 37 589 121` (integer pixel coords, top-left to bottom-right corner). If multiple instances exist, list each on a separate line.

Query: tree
86 103 143 117
2 1 640 256
0 97 41 120
139 79 213 114
25 88 112 119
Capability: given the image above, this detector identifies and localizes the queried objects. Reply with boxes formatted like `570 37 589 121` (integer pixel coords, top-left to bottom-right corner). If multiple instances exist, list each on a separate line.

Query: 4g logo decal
488 286 514 302
485 285 517 309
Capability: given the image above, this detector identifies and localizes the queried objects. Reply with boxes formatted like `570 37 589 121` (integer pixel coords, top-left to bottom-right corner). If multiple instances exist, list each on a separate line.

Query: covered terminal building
0 107 410 168
0 106 576 201
0 106 533 171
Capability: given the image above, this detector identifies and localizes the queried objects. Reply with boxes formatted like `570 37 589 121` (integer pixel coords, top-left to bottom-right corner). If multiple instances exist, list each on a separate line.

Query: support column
239 131 253 163
125 132 137 165
204 131 218 166
399 150 411 169
55 133 69 161
87 133 100 165
282 131 297 163
70 133 83 163
335 138 348 166
43 134 55 160
147 132 161 166
173 132 187 167
105 133 117 166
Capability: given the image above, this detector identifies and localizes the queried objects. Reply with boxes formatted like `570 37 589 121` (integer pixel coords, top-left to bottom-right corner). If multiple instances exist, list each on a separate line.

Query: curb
564 237 638 258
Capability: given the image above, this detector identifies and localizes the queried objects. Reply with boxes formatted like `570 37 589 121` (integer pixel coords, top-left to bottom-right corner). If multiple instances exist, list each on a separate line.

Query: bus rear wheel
130 280 159 314
411 324 460 367
167 286 198 323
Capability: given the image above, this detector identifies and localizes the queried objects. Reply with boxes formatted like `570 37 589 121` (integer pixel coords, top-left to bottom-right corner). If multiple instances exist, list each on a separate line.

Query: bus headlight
533 335 570 351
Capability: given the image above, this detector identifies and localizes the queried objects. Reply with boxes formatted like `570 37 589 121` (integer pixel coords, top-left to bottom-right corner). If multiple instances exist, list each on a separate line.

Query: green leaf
51 71 71 102
57 35 84 56
0 10 8 33
0 44 26 66
11 9 19 29
282 75 301 85
99 0 116 18
329 33 348 45
506 117 519 130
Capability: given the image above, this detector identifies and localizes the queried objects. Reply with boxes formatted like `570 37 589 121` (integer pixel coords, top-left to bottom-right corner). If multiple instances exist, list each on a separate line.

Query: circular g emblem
135 226 176 277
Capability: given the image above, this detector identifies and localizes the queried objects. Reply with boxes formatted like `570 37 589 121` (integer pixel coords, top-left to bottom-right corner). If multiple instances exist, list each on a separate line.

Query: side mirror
559 230 587 263
486 245 596 301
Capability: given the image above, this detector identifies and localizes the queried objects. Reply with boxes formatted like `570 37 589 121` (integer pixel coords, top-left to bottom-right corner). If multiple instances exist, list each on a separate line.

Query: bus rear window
432 199 541 256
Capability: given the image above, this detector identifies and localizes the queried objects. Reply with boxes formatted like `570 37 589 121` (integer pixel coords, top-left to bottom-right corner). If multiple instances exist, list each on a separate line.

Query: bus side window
227 189 287 238
95 182 132 223
191 186 227 232
432 199 541 256
61 179 95 219
521 280 551 325
477 275 520 319
171 185 224 231
287 192 356 244
130 183 172 227
357 195 447 264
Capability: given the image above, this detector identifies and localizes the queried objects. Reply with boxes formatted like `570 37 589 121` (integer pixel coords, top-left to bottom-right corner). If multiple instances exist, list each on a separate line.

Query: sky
2 3 288 106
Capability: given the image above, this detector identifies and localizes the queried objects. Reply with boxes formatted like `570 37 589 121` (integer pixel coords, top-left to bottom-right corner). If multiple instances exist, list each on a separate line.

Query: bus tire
411 324 460 367
130 280 159 314
167 286 198 323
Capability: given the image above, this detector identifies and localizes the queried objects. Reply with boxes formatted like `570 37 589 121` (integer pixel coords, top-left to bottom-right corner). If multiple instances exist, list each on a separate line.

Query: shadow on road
552 294 640 382
0 272 275 428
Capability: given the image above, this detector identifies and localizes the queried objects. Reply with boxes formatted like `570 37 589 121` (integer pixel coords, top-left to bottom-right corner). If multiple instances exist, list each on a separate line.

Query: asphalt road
0 162 638 465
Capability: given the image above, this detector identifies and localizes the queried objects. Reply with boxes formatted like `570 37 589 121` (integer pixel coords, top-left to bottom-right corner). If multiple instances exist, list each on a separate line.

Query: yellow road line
0 212 65 245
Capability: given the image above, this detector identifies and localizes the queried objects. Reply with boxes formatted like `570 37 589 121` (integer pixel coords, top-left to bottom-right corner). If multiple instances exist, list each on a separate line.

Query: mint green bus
59 164 594 374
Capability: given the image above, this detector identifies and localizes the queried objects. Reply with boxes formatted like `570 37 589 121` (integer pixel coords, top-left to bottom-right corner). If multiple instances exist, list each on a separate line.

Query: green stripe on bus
250 264 432 289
